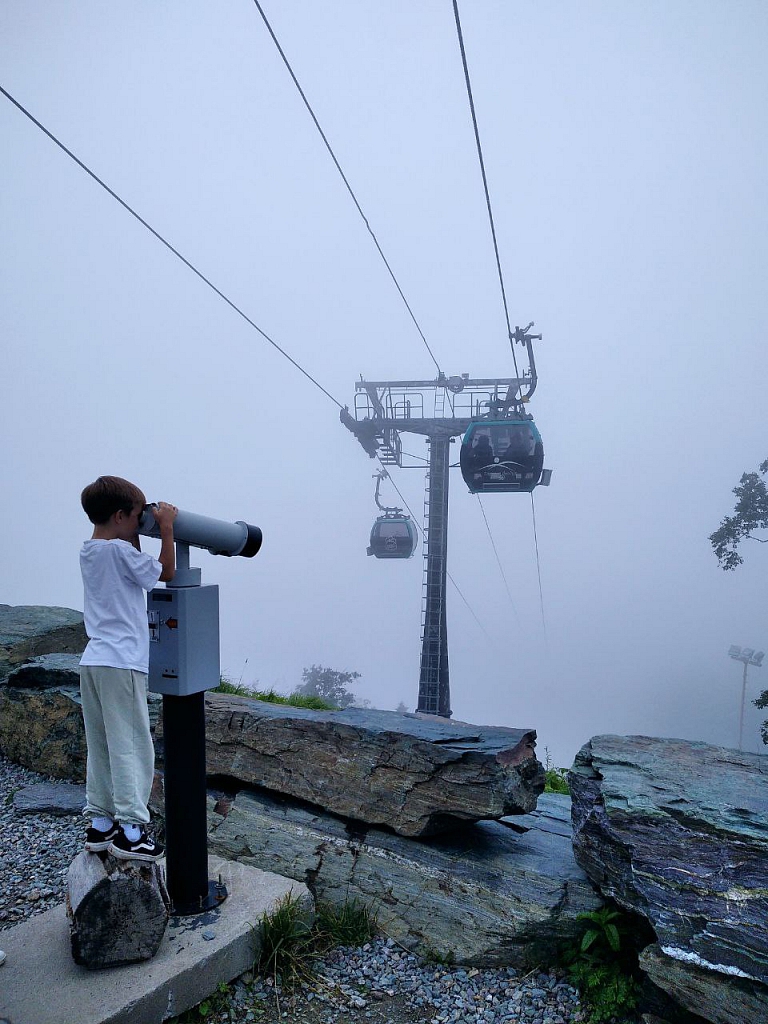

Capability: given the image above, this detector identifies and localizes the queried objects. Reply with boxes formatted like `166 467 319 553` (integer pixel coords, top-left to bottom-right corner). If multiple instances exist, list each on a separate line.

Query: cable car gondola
460 417 544 493
367 469 418 558
368 513 417 558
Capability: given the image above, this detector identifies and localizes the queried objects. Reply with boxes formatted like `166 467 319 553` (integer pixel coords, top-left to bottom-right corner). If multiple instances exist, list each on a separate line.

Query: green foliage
257 892 377 986
214 677 257 697
543 748 571 794
567 959 639 1023
258 893 317 987
544 766 570 794
172 981 233 1022
214 678 336 710
560 905 640 1024
755 690 768 745
314 897 377 950
293 664 361 709
710 458 768 571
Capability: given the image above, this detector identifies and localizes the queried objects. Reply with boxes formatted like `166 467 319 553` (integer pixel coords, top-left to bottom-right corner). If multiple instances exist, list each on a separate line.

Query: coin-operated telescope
139 505 262 915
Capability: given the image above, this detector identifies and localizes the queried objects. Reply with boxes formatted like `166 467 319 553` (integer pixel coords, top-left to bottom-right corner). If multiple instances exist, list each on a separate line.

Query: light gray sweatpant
79 666 154 825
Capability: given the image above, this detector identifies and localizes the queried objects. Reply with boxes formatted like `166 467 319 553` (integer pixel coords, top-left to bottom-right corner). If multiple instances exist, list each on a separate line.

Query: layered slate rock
569 735 768 985
202 697 544 836
0 670 87 781
0 605 86 680
14 782 86 815
639 944 768 1024
208 788 601 966
0 655 161 780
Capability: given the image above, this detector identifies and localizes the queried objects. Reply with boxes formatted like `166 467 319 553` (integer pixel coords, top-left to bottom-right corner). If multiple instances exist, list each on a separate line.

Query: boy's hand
152 502 178 531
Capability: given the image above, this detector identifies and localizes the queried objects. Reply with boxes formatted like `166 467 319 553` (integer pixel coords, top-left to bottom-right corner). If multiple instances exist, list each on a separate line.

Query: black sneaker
109 828 164 863
84 821 121 852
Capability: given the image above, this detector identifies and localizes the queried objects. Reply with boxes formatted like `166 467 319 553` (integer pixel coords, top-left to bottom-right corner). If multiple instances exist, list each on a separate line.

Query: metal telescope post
143 508 262 915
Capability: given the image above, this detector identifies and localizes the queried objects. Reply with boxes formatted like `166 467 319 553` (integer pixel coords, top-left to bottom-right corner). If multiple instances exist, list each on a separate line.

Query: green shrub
542 748 570 794
544 766 570 794
561 905 640 1023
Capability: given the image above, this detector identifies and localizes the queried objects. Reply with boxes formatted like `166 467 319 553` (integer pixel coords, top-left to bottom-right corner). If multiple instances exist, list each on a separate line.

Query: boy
79 475 177 862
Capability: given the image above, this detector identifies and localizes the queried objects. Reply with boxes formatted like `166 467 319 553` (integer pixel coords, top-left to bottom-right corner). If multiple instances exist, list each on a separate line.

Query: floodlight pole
738 659 749 752
727 645 764 751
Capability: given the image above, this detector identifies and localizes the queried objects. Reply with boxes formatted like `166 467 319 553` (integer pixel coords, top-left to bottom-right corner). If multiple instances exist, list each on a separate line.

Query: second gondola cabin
367 514 417 558
460 418 544 493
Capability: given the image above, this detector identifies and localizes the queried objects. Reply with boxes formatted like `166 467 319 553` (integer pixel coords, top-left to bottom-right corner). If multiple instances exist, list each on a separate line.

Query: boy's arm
152 503 178 582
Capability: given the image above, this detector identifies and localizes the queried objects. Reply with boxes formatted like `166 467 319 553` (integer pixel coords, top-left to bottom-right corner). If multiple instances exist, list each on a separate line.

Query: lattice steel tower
342 368 534 716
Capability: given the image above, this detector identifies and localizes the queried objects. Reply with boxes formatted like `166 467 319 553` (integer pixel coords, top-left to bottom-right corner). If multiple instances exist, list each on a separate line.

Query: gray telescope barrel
139 507 262 558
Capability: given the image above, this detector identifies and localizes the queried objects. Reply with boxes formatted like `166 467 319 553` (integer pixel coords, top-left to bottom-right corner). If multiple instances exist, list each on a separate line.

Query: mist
2 1 767 767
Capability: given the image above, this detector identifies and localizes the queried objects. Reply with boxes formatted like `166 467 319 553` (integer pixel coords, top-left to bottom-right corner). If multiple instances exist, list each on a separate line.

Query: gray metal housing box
148 585 220 696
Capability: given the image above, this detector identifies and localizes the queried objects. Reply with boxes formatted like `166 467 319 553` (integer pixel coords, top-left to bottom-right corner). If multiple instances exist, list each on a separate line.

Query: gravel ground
0 756 589 1024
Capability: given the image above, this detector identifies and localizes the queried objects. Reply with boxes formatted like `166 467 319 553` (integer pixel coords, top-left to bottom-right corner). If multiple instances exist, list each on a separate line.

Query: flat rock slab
570 734 768 985
0 604 86 680
640 943 768 1024
7 652 82 687
203 697 544 836
208 787 600 967
0 857 312 1024
14 781 86 815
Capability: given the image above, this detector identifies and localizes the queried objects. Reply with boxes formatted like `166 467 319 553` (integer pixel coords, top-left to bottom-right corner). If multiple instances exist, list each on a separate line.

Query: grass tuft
213 678 336 711
314 897 378 950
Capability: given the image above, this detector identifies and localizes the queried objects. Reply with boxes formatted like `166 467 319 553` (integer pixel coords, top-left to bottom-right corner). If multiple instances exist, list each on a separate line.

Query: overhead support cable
251 0 443 376
530 492 548 639
3 84 497 652
451 0 520 382
475 495 521 628
0 84 343 411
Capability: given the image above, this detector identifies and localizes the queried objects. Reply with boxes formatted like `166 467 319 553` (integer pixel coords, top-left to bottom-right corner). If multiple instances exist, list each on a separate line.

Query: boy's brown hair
81 476 146 525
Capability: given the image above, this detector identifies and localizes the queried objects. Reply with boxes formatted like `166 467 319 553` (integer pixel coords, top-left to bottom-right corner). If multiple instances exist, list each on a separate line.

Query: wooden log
67 850 170 968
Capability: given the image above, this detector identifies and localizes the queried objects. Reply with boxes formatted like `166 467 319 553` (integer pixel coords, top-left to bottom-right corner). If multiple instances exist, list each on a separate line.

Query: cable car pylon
341 340 551 718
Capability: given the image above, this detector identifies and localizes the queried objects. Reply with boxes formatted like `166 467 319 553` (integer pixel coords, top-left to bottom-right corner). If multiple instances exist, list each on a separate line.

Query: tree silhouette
710 459 768 570
711 459 768 744
294 664 361 709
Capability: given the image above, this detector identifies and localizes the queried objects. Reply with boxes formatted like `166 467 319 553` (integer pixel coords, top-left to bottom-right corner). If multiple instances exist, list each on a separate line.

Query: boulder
0 656 162 780
202 697 545 837
0 682 87 780
208 788 601 967
0 605 87 680
569 735 768 986
639 944 768 1024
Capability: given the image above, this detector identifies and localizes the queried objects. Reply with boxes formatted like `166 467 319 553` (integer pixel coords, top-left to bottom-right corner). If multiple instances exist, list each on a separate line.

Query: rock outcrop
208 789 601 966
0 662 87 780
0 654 161 780
0 605 87 680
639 943 768 1024
202 696 545 837
570 734 768 1023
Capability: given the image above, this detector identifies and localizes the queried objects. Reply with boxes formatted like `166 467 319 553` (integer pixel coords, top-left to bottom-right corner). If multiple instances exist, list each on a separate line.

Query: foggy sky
2 1 767 766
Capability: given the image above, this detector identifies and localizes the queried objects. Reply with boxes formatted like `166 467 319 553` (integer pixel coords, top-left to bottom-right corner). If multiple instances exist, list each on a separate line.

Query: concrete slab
0 857 312 1024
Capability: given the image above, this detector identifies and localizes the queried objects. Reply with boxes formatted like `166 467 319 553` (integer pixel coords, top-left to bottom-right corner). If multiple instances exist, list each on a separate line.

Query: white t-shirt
79 539 163 674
